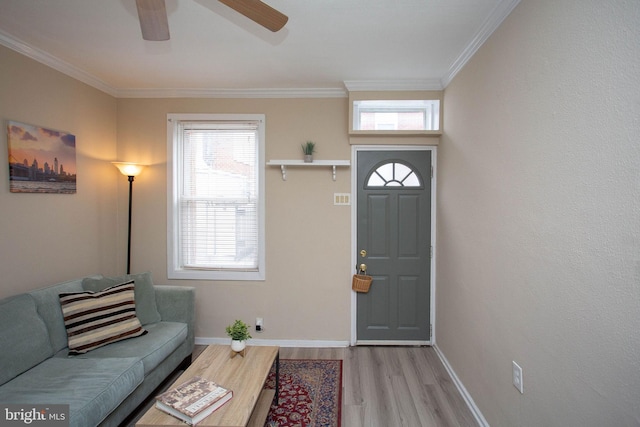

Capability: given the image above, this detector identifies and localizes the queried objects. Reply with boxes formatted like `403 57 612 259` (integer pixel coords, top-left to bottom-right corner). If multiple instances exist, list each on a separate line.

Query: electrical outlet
512 361 524 394
255 317 264 332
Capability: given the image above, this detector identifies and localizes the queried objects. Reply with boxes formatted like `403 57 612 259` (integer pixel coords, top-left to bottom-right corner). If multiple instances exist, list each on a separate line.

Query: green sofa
0 273 195 427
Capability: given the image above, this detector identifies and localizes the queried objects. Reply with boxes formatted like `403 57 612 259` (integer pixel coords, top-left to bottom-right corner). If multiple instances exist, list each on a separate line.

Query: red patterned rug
263 359 342 427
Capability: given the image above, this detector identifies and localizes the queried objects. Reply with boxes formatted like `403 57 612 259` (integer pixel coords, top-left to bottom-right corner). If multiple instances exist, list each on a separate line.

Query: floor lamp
112 162 145 274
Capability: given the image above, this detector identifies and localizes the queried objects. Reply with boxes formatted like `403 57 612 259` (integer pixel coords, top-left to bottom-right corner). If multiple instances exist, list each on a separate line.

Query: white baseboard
433 344 490 427
195 337 350 348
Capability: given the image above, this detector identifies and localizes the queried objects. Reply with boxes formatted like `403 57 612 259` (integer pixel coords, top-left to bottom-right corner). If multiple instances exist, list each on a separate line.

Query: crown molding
344 79 443 92
0 29 118 97
441 0 521 88
0 29 346 99
1 0 521 99
114 87 348 99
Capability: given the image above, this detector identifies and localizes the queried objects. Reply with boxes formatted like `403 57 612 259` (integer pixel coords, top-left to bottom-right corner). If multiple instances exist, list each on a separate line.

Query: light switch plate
334 193 350 205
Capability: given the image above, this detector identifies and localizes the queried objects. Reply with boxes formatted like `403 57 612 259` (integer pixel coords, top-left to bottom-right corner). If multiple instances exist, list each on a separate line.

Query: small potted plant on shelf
301 141 316 163
225 319 252 355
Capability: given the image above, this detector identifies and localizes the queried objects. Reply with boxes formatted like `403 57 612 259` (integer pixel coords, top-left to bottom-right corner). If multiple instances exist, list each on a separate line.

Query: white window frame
167 113 266 281
352 99 440 132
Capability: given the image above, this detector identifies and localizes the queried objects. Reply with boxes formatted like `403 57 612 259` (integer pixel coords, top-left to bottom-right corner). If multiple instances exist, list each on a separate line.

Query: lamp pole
112 162 145 275
127 175 134 274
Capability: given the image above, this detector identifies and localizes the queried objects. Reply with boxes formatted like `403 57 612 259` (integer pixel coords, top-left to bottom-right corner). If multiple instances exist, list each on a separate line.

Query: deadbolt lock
360 249 367 258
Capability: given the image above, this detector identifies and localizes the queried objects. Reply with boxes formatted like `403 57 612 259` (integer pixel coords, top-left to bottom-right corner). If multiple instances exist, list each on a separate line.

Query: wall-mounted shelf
267 160 351 181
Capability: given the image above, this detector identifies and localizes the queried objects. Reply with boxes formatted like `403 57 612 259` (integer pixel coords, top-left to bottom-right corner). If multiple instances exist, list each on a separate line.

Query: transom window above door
353 99 440 131
365 161 423 188
348 95 442 135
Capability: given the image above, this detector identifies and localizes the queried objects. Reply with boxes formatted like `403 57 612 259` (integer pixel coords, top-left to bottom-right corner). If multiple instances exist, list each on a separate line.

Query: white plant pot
231 340 246 352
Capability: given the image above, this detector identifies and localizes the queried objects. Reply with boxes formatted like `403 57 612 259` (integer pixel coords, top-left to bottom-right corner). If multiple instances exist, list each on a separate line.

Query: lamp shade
112 162 145 177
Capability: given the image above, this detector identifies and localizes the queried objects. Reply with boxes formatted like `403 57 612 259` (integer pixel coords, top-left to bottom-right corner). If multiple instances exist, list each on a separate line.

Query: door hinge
430 246 433 259
430 324 433 339
430 165 433 178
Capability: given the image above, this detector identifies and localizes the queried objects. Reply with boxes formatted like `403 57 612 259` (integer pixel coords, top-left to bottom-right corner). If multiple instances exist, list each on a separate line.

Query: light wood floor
126 345 478 427
278 346 478 427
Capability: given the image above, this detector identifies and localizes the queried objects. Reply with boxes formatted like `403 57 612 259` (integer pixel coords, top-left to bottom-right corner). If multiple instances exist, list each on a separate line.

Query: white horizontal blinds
178 121 259 271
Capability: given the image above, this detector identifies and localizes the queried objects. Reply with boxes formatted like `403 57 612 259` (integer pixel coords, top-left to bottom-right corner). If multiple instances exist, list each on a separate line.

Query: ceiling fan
135 0 288 41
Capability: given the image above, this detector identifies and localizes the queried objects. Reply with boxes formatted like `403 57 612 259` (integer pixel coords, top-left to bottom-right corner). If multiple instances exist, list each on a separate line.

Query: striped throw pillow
59 281 147 354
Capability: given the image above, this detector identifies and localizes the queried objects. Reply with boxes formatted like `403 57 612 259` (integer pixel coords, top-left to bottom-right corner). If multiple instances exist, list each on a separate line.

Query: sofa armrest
154 285 195 349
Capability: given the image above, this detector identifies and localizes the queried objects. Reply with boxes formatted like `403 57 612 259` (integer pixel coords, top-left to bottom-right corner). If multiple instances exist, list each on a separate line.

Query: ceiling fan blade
136 0 170 41
218 0 288 32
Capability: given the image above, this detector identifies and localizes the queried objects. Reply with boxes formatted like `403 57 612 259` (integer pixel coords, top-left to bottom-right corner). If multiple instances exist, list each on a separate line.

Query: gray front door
356 150 432 342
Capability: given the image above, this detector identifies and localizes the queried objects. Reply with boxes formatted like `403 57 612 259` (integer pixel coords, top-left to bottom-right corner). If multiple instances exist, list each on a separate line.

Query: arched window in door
365 161 423 188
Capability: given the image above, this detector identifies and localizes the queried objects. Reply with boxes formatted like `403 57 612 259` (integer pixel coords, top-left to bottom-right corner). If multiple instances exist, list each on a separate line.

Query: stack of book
155 376 233 426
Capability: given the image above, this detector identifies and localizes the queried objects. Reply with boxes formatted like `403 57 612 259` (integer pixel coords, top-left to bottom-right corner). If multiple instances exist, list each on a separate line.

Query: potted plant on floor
225 319 252 354
301 141 316 163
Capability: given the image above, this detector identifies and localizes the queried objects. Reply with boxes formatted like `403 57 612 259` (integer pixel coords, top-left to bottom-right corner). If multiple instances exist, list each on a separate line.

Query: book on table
155 376 233 425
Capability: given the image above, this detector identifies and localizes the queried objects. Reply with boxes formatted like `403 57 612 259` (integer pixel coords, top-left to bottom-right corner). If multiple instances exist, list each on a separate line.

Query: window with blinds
167 114 265 280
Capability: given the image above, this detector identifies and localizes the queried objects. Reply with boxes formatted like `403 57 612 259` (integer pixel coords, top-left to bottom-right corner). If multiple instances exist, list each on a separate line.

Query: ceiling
0 0 519 97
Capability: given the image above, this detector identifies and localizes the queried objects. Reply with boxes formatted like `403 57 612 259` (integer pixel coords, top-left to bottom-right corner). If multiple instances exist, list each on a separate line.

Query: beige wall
0 41 413 344
5 0 639 421
0 45 119 297
438 1 640 426
115 97 353 341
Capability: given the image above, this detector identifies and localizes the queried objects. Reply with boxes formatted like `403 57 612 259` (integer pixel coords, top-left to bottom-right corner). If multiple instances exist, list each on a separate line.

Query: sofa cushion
0 356 143 427
0 294 54 386
69 321 188 375
59 281 147 355
28 277 88 353
83 272 161 325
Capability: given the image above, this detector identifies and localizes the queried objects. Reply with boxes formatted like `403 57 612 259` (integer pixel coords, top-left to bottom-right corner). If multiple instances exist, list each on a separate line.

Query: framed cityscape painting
7 121 76 193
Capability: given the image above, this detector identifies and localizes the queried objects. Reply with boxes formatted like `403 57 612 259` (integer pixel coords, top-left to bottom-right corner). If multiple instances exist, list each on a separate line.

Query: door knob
359 263 367 272
360 249 367 258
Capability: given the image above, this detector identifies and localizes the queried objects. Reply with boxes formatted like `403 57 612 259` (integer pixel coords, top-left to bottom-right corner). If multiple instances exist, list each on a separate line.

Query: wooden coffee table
136 345 279 427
